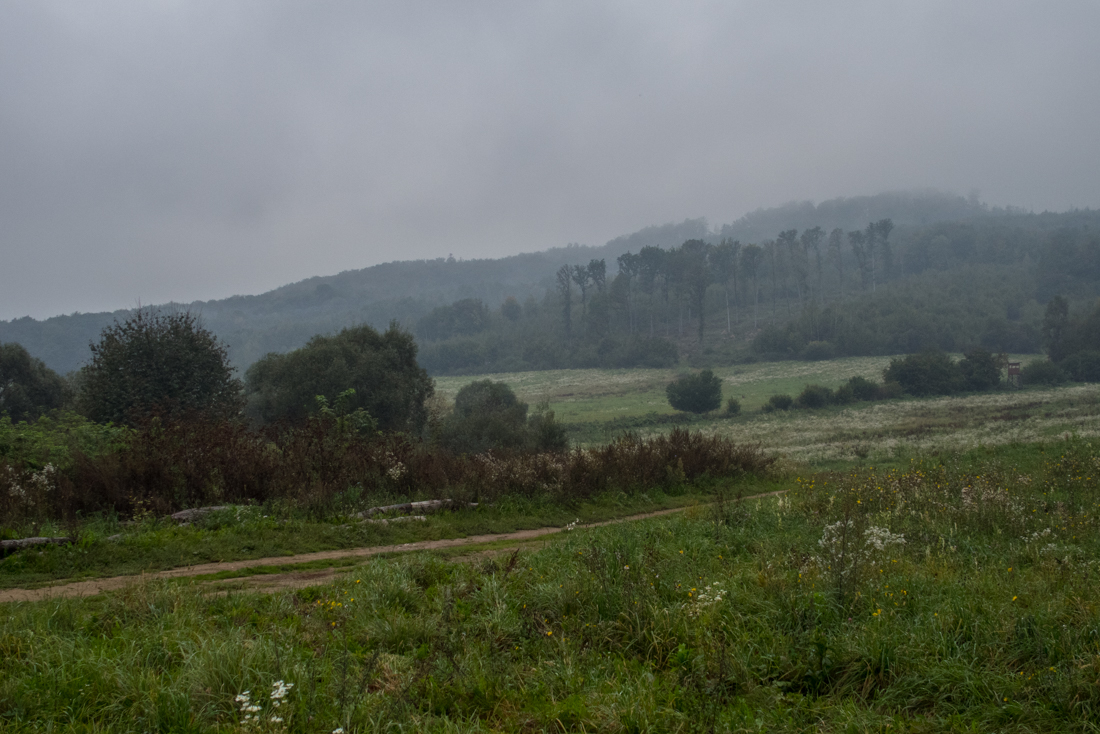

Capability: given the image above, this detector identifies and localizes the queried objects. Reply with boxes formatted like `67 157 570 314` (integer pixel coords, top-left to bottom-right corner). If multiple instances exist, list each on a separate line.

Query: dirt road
0 491 785 603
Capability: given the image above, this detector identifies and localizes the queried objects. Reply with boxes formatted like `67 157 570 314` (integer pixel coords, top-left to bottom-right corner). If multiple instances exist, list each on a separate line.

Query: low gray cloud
2 1 1098 319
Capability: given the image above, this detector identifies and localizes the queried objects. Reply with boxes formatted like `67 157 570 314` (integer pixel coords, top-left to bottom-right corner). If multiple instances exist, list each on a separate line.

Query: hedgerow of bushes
0 417 773 528
763 348 1010 413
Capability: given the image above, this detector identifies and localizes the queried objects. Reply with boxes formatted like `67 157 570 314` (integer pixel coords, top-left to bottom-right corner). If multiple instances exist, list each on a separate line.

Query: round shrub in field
441 379 530 453
666 370 723 414
725 397 741 415
763 394 794 412
832 383 855 404
1020 358 1066 386
845 376 882 401
796 384 833 409
958 348 1002 391
438 380 568 454
883 349 964 397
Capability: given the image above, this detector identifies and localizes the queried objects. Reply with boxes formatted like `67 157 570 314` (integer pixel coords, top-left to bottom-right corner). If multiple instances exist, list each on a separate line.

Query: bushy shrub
1061 351 1100 383
1020 358 1066 386
245 323 433 434
666 370 723 414
833 384 855 404
437 381 568 454
763 394 794 412
0 342 70 422
883 349 964 397
958 348 1002 391
1 420 770 525
725 397 741 416
79 310 241 426
846 376 882 402
796 384 833 409
527 402 569 453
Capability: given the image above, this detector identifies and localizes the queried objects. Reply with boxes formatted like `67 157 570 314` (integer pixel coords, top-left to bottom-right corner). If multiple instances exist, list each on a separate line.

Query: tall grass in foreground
3 439 1100 731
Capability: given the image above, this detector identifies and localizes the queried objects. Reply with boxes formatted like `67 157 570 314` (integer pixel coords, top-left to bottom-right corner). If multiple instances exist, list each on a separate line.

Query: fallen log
1 536 72 552
168 506 233 523
360 515 427 526
357 499 477 518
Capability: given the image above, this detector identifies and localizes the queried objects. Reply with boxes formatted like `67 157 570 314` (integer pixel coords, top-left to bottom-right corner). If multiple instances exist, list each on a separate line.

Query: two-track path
0 491 785 604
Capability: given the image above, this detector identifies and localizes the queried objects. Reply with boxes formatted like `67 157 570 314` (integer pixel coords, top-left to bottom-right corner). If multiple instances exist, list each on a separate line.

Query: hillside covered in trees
3 191 1099 377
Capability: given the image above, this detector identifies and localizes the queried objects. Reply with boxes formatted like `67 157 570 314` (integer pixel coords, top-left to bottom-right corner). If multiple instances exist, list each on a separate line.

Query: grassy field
435 355 1100 466
434 356 906 421
4 440 1100 731
8 357 1100 731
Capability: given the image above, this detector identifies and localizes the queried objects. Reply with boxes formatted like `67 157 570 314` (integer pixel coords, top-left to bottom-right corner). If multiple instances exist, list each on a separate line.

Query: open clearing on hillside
434 355 906 419
435 356 1100 464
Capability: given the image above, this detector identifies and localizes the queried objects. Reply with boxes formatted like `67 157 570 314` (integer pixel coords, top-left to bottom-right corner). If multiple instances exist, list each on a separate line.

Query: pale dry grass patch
624 385 1100 463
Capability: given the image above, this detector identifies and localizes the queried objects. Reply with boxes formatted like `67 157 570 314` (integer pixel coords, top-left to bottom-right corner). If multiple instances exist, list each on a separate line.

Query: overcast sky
2 1 1099 320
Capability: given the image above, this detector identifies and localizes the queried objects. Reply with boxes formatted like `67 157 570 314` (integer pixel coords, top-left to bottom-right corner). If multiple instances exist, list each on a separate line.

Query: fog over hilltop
1 2 1098 321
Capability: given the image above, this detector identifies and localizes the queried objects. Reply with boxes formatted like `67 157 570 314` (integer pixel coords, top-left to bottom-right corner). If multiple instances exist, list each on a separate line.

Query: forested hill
0 190 1075 375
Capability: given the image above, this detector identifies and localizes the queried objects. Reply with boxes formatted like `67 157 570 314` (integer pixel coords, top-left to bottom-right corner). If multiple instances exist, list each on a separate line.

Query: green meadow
7 358 1100 732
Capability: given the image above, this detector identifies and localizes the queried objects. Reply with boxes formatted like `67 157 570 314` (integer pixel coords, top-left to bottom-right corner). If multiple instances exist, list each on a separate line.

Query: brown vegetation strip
0 490 785 603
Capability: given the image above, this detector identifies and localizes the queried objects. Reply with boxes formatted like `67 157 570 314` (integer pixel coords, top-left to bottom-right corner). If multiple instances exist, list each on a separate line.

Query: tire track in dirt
0 491 785 603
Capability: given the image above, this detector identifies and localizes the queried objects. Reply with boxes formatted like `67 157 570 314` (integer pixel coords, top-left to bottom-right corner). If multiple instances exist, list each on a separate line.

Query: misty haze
2 3 1100 731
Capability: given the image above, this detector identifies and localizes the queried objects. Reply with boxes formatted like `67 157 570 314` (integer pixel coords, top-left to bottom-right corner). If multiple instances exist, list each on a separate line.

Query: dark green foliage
666 370 723 414
418 332 678 374
883 349 964 397
78 310 241 426
800 341 835 361
314 389 378 437
527 402 570 453
0 342 69 422
1060 350 1100 382
832 384 854 404
796 384 833 409
441 380 531 453
751 324 803 357
436 382 569 454
1020 358 1066 385
846 376 882 401
957 348 1002 391
416 299 490 342
500 296 522 321
763 394 793 412
1042 296 1071 362
244 323 433 434
725 397 741 415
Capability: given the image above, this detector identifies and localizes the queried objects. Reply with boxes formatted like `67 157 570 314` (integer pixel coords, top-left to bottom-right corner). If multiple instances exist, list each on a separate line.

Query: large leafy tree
0 342 70 422
245 323 433 434
79 310 241 425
